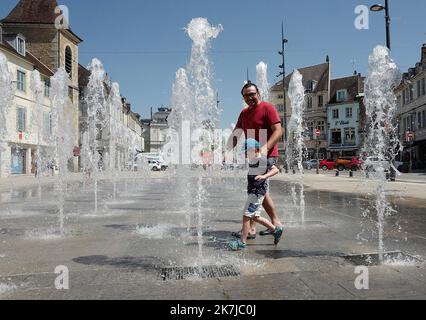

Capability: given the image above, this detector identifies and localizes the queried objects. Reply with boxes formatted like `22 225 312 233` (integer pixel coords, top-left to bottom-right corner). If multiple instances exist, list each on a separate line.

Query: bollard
293 169 296 175
349 170 354 178
335 170 339 177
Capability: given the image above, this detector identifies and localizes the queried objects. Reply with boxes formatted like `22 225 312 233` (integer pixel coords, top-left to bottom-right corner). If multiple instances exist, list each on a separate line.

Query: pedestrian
226 82 284 238
228 139 283 251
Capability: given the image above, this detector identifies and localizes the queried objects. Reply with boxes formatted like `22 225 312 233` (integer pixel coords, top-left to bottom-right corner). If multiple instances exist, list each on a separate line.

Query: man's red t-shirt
235 102 281 158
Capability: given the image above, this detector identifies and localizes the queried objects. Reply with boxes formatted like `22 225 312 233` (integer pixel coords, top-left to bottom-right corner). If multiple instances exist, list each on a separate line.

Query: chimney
422 44 426 64
326 55 330 63
0 24 3 44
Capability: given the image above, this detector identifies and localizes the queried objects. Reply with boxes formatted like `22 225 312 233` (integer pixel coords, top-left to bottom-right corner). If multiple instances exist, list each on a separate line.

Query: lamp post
370 0 391 50
277 22 288 172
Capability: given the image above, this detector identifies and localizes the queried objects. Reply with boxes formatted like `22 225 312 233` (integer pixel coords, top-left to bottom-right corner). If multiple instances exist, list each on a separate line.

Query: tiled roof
271 62 330 93
329 75 363 104
1 0 59 24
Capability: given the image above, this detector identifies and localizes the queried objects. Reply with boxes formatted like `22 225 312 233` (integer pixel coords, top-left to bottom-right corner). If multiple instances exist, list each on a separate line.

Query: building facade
1 0 83 173
270 58 331 161
149 107 171 154
78 64 144 171
0 36 54 177
327 75 364 158
395 44 426 171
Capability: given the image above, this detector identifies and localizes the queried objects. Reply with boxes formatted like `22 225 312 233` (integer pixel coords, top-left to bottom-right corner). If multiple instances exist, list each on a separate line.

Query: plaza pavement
0 170 425 300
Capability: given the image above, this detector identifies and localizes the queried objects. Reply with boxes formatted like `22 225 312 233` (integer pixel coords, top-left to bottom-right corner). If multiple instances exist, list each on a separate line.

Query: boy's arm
256 165 279 180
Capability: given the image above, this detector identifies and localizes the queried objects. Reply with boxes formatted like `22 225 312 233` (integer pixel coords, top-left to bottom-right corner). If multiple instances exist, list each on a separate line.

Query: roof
271 62 330 93
1 0 59 24
0 40 53 76
78 64 91 88
1 0 83 43
329 75 363 104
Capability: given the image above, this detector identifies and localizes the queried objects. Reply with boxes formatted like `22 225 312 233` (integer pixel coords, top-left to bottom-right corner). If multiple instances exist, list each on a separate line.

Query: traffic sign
406 131 414 142
315 129 321 137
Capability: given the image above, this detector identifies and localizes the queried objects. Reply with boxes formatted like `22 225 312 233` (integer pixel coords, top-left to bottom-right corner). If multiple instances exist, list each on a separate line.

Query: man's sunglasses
243 92 258 98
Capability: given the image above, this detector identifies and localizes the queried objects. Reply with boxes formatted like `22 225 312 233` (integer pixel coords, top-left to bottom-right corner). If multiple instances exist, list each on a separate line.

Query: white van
136 153 168 171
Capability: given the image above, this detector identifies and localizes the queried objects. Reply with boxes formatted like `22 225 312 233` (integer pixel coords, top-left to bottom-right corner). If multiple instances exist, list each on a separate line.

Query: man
226 82 284 237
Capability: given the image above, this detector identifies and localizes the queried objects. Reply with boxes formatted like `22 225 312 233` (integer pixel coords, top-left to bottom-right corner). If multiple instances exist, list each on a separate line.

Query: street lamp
370 0 391 50
277 22 288 172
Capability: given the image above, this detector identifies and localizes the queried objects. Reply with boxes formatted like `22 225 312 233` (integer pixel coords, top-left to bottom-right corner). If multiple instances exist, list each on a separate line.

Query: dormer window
307 80 317 92
16 35 26 56
337 89 347 102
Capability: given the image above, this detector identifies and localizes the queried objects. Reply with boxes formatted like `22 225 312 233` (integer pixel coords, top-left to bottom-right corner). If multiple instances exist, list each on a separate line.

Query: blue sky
1 0 425 128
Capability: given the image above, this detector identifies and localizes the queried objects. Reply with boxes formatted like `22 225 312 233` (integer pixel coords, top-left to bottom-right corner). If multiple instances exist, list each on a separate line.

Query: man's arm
260 123 283 156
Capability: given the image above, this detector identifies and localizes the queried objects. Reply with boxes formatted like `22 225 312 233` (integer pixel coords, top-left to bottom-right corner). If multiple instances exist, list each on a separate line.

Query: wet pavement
0 170 425 300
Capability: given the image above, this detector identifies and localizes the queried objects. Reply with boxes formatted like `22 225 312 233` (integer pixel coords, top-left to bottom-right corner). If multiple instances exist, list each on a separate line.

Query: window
332 109 339 119
402 90 406 105
344 128 356 145
417 80 421 99
277 94 284 99
307 96 312 109
16 107 26 132
65 46 72 77
422 78 426 96
346 107 353 118
44 79 50 97
410 114 415 131
397 95 402 108
276 104 284 112
403 117 407 133
307 80 317 92
307 121 314 138
331 129 342 144
418 112 422 130
17 70 26 92
16 36 25 56
409 85 414 101
317 121 325 134
337 90 347 102
318 95 324 107
423 111 426 129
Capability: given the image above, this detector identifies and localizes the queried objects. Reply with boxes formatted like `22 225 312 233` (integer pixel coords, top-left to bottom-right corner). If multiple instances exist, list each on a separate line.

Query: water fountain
49 67 75 237
287 70 307 224
256 61 270 102
81 58 108 214
163 18 222 264
361 45 402 263
107 82 122 201
30 70 44 200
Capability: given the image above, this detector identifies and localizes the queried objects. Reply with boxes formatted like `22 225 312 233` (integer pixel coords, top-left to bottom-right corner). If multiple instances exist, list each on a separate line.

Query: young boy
228 139 283 251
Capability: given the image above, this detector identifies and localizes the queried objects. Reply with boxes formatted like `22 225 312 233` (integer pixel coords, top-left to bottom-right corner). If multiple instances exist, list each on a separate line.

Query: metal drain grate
160 264 240 281
343 251 423 266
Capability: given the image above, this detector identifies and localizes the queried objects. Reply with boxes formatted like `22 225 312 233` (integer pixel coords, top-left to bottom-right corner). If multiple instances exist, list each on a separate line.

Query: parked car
335 157 362 171
320 159 336 171
303 159 320 170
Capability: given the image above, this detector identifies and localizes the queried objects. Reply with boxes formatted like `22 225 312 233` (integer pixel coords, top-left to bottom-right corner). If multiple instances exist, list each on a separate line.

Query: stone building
1 0 83 172
78 64 144 170
395 44 426 171
270 58 331 160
